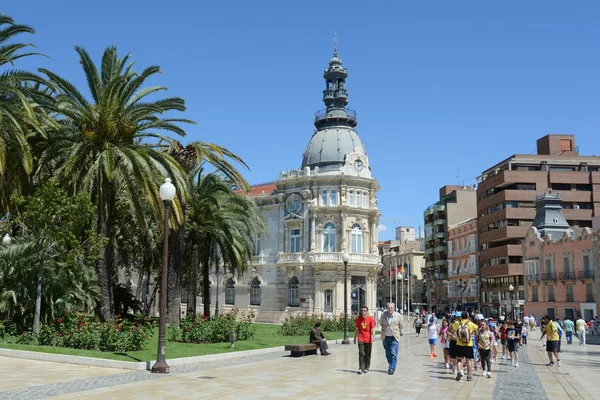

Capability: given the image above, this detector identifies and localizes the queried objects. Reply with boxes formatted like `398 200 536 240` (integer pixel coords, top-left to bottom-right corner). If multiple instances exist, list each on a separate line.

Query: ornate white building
208 48 382 322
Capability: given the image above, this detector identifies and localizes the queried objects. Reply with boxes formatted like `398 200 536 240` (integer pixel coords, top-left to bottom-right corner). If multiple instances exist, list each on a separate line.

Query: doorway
351 276 366 316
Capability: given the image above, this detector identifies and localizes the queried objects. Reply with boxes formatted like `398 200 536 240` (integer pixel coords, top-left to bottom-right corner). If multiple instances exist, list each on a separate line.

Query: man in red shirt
354 306 376 374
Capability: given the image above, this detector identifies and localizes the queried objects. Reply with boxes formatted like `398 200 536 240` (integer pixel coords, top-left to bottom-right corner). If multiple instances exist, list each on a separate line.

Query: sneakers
514 363 519 367
557 360 561 366
432 353 438 357
455 371 464 381
547 362 555 366
486 371 492 378
363 370 368 374
445 363 450 369
466 375 473 382
502 355 506 360
357 370 362 375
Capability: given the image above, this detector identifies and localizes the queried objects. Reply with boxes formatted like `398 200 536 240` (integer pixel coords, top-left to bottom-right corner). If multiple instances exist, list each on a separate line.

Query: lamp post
342 251 351 345
151 178 176 374
2 234 11 246
459 279 465 311
508 284 514 320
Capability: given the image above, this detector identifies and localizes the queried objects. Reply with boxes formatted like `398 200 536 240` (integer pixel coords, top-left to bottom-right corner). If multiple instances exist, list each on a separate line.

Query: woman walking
477 320 493 378
414 316 423 338
440 320 450 368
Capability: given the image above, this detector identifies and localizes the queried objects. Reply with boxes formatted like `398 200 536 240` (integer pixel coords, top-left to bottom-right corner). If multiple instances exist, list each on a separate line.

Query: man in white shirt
575 317 587 346
379 302 403 375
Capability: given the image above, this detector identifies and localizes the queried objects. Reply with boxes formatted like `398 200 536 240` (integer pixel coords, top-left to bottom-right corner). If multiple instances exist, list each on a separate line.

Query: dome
329 55 342 66
301 126 367 169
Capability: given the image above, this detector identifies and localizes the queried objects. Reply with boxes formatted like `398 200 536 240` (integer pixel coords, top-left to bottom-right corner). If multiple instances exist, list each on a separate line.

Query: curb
0 345 286 371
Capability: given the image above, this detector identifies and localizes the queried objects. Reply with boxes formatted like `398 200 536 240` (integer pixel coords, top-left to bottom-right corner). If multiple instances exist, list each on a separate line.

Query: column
371 216 379 254
310 215 316 251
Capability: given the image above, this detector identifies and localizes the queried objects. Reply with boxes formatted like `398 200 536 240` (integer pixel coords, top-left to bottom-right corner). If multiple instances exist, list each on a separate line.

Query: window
551 183 571 191
532 285 539 302
504 201 518 208
586 283 594 302
351 223 363 253
583 255 591 273
548 285 555 302
324 289 333 312
566 284 574 302
355 191 361 206
349 191 354 206
321 191 328 205
563 255 573 279
288 277 299 307
329 190 337 206
290 229 301 253
546 308 556 320
250 278 261 306
560 139 572 151
225 279 235 305
363 192 367 207
322 222 336 252
565 308 575 321
254 234 261 256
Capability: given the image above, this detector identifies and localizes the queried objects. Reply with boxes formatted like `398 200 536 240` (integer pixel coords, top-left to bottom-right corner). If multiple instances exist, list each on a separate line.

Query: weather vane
333 33 338 56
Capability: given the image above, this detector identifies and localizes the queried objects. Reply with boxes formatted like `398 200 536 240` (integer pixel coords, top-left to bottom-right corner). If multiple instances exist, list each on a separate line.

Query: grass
0 323 345 362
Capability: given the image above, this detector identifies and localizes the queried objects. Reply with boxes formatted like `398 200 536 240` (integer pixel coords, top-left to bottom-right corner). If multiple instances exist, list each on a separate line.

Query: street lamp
459 279 465 311
151 178 176 374
341 251 351 345
508 284 514 321
2 234 11 246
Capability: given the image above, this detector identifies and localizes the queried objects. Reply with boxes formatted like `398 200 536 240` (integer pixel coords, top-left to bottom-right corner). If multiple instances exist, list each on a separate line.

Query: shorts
449 340 457 359
507 341 518 352
442 340 450 349
428 338 437 345
454 345 474 359
501 339 506 345
546 340 558 352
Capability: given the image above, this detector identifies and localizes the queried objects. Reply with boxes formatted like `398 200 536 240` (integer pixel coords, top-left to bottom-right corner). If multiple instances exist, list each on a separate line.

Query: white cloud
378 224 387 232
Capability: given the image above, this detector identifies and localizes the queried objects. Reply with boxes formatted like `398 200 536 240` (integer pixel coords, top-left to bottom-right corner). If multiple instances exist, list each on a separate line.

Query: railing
453 246 476 256
586 295 595 302
277 251 381 265
525 274 540 282
277 253 304 264
566 295 574 302
577 270 595 279
541 272 557 281
559 271 576 280
314 107 357 122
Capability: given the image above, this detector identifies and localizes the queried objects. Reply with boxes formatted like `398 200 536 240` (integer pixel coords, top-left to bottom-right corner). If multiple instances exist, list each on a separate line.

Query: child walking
506 321 520 367
427 317 438 357
477 320 493 378
521 324 528 346
440 320 450 368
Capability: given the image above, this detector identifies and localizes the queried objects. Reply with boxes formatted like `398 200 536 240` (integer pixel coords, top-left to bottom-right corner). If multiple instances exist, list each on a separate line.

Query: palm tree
0 14 50 211
165 142 250 323
37 46 192 320
185 170 264 317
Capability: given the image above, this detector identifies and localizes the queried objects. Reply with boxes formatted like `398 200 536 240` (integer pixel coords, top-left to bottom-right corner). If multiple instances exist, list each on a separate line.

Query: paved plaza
1 332 599 399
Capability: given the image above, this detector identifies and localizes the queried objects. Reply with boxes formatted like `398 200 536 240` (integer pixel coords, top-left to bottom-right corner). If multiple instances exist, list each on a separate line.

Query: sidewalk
0 332 598 399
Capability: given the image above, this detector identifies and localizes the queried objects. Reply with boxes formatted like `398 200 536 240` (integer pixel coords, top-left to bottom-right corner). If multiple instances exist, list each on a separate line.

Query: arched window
288 277 300 307
350 223 363 253
250 277 261 306
225 278 235 305
322 222 336 253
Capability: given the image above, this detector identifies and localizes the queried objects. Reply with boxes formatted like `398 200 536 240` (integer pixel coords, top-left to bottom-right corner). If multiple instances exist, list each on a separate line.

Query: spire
314 36 357 129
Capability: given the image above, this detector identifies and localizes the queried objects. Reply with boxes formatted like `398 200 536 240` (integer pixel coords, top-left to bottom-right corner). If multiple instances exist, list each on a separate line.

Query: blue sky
4 1 600 240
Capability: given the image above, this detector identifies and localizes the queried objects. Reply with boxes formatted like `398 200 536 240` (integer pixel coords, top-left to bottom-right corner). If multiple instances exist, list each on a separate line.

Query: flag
388 266 398 277
406 262 411 278
398 264 405 274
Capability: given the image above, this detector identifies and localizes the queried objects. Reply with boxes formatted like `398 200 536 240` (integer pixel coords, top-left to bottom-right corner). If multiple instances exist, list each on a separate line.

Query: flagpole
407 262 411 321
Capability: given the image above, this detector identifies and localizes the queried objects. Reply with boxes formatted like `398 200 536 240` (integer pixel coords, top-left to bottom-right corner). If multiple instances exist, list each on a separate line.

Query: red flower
67 332 72 335
80 323 86 327
57 333 62 337
57 318 62 323
184 327 189 331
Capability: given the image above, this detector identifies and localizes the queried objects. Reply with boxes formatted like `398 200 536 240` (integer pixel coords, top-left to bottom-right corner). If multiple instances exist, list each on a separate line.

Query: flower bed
169 309 256 343
278 313 357 336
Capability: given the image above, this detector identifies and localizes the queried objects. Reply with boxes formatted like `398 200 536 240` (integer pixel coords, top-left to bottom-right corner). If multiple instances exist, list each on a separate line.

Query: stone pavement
0 331 599 399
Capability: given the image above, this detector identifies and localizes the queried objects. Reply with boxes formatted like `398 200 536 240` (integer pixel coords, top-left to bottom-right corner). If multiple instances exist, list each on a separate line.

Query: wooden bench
284 343 318 357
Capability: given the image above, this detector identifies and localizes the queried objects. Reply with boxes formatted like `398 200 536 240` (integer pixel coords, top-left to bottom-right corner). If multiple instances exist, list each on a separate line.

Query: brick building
522 193 597 320
477 134 600 317
447 218 479 312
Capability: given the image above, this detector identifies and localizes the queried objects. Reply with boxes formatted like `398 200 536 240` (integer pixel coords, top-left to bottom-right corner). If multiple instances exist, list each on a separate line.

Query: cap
454 311 462 317
499 316 505 321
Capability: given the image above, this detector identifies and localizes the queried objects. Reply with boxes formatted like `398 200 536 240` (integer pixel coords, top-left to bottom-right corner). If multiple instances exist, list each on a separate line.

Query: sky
4 1 600 240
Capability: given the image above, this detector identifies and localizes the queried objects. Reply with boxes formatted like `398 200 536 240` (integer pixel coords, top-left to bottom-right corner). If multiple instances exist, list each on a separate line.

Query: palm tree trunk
166 203 185 324
95 188 114 321
202 240 211 318
187 239 199 315
33 240 44 335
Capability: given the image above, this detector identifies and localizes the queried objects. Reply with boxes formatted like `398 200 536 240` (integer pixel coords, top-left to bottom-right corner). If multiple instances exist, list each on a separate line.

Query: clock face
353 159 364 172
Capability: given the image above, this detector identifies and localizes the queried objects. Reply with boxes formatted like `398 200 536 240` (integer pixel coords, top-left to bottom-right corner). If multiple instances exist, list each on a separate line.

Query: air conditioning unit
574 205 580 209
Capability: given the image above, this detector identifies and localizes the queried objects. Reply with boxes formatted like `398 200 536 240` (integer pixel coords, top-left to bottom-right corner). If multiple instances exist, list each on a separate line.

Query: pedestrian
555 318 563 352
477 320 493 378
379 302 403 375
540 315 561 366
440 320 450 368
521 324 528 346
576 316 586 346
499 321 508 360
515 318 523 346
506 321 520 367
489 322 498 362
309 322 330 356
563 317 574 345
354 306 375 375
453 311 479 381
447 312 461 373
427 317 438 357
414 315 423 338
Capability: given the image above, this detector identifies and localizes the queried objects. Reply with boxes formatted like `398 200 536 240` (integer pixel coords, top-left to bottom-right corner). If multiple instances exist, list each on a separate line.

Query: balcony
424 247 435 255
277 252 381 266
434 218 446 226
480 263 524 278
434 231 447 240
541 272 557 281
478 188 538 210
566 295 574 302
586 295 595 302
577 270 595 279
525 274 540 283
562 208 593 221
479 244 522 261
559 271 576 281
433 246 447 253
434 260 447 267
479 226 529 244
314 107 357 126
425 260 435 268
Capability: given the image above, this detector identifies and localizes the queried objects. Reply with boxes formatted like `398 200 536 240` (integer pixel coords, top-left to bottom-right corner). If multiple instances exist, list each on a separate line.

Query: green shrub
278 313 357 336
170 309 256 344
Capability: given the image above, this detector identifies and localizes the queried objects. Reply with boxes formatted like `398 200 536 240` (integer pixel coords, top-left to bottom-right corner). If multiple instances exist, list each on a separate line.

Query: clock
353 159 364 172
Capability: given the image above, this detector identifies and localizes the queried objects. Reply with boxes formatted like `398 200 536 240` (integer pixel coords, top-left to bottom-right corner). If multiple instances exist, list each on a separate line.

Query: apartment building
423 185 477 312
447 218 479 312
477 134 600 318
522 193 597 321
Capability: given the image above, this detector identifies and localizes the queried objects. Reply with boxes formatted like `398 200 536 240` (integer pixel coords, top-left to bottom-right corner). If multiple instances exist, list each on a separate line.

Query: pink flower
57 333 62 337
57 318 62 323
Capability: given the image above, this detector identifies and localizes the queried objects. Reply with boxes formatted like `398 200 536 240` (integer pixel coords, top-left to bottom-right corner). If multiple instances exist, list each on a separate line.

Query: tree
13 181 103 333
37 46 191 320
185 171 264 317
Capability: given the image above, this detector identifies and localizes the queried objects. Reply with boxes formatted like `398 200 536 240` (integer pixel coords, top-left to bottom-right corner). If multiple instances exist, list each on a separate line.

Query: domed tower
301 41 371 178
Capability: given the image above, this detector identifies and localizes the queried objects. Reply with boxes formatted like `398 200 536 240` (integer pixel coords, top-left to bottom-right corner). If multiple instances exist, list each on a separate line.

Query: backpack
457 322 471 344
555 321 563 337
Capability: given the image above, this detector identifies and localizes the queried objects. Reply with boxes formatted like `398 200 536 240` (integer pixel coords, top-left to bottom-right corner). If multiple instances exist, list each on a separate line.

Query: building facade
477 134 600 317
423 185 477 312
522 194 597 321
207 49 382 322
447 218 479 312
